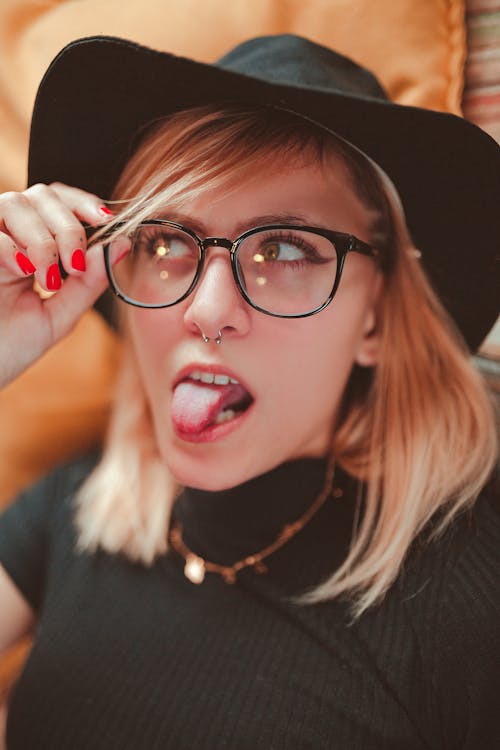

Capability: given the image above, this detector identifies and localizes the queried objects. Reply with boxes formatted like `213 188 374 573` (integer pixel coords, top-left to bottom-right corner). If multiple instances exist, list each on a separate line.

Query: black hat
28 34 499 350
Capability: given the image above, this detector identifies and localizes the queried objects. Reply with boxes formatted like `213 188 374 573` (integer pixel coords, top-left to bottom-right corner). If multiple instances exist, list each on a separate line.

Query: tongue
171 380 249 435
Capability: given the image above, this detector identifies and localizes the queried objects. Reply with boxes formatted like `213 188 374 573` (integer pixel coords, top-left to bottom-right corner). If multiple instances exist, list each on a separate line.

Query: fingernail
15 251 36 275
71 248 86 271
46 263 62 291
98 205 113 217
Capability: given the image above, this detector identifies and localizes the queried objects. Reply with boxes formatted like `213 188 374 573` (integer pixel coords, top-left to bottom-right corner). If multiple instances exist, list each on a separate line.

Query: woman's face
127 154 382 490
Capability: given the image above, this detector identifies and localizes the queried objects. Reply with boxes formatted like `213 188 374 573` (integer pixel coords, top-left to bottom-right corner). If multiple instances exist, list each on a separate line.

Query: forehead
154 155 375 239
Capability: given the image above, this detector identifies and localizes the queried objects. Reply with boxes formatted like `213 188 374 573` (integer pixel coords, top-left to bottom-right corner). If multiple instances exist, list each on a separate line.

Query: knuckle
25 183 53 199
54 225 86 249
56 219 81 233
36 234 58 254
0 231 14 251
50 181 96 200
0 191 27 210
48 181 70 196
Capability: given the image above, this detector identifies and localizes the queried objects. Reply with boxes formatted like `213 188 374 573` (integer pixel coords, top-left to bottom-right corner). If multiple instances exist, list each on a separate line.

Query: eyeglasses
103 220 379 318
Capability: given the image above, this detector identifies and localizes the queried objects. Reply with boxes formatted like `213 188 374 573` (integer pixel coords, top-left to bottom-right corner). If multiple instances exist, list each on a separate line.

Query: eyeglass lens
108 224 339 315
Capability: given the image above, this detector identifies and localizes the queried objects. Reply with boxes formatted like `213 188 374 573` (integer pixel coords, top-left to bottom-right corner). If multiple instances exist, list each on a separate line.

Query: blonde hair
75 106 498 619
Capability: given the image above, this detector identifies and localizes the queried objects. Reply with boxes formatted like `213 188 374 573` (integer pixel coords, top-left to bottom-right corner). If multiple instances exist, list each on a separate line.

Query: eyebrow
153 211 315 237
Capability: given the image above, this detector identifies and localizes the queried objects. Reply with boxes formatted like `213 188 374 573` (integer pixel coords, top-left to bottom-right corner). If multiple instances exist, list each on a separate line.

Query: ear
354 275 383 368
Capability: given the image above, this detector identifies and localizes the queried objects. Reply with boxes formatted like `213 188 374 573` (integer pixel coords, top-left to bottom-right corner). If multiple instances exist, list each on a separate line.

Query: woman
0 34 498 749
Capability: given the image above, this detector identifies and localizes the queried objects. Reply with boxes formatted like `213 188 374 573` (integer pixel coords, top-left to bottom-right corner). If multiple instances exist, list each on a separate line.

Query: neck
171 458 329 566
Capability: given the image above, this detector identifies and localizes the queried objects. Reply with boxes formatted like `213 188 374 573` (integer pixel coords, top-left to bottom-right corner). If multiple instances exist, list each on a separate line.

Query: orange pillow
0 0 467 502
0 312 121 507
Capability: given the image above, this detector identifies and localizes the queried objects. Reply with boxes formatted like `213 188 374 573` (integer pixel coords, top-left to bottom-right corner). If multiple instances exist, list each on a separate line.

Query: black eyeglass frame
102 220 380 319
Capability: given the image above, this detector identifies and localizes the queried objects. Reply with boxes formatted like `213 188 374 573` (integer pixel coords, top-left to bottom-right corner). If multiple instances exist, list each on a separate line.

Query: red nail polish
46 263 62 291
71 248 86 271
99 205 113 216
15 251 36 275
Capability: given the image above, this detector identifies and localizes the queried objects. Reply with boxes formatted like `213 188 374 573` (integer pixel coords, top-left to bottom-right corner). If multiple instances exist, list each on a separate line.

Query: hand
0 182 114 388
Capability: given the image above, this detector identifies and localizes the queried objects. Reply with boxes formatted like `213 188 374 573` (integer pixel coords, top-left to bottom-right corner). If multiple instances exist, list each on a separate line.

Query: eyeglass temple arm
347 235 380 260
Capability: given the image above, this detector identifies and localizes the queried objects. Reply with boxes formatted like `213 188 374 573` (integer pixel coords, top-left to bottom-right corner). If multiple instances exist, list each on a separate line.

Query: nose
183 245 251 341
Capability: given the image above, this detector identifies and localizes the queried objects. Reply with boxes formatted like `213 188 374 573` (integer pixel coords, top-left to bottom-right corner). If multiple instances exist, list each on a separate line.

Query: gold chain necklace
168 459 342 585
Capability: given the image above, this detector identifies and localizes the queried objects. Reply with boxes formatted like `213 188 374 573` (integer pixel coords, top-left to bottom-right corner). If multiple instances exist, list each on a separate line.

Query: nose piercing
196 324 223 345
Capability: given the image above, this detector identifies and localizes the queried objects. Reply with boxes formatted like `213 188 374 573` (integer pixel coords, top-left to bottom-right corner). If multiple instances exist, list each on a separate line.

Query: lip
172 362 254 397
172 401 254 444
171 362 255 444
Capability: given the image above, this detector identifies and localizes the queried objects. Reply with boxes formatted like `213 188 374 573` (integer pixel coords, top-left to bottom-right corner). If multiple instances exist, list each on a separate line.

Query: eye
136 229 196 260
152 234 191 259
255 232 323 264
260 239 305 262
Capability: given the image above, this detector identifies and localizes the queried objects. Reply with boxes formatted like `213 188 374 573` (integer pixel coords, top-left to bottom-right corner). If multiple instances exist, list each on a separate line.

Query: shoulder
402 473 499 606
33 452 99 501
440 477 500 640
398 473 500 659
36 452 99 501
0 453 99 610
403 476 500 745
1 452 99 533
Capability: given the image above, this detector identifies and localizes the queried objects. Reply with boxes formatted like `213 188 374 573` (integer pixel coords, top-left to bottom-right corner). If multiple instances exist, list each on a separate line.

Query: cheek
280 324 356 411
267 278 376 426
126 308 178 398
253 311 364 456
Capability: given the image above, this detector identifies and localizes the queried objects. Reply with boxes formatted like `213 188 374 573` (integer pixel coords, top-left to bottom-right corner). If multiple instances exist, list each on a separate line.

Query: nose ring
196 324 223 345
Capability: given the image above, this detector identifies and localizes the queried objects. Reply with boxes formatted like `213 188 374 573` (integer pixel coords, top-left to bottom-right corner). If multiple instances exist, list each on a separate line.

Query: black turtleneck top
0 455 499 750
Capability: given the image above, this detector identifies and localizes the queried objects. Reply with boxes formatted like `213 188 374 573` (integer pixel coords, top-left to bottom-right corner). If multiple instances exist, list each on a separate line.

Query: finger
0 229 36 281
0 241 110 389
48 182 115 226
41 241 111 340
0 191 60 292
23 183 89 278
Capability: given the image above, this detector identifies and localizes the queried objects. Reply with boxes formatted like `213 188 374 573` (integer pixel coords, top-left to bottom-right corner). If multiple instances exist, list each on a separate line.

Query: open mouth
171 369 254 438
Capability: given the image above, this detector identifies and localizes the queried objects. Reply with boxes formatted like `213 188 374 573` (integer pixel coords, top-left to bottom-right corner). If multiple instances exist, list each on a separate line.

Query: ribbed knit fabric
0 456 498 750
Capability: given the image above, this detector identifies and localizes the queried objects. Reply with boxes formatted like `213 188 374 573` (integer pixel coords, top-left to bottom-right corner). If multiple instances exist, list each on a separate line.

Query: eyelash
136 230 192 252
259 232 327 264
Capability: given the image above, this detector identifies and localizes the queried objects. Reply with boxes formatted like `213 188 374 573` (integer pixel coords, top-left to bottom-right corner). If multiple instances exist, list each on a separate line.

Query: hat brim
28 36 499 350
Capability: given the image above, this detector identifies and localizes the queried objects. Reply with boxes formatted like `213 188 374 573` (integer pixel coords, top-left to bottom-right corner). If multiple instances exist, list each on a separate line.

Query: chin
164 449 246 492
161 444 260 492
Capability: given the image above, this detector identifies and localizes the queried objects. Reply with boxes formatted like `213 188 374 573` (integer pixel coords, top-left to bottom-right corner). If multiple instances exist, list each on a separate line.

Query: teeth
215 409 236 424
186 371 240 385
